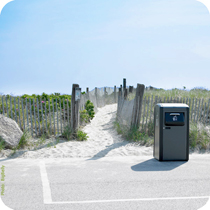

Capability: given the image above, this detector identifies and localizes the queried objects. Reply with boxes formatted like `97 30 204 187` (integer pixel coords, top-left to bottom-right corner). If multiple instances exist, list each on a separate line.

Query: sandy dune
0 104 153 159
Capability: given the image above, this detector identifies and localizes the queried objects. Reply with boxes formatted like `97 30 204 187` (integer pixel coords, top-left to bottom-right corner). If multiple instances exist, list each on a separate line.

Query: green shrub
113 121 123 134
76 130 88 141
126 126 148 143
85 100 95 120
79 100 95 124
62 125 73 141
80 109 89 123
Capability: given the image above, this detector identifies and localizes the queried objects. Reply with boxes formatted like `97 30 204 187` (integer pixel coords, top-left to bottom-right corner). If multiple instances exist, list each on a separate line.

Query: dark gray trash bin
154 103 189 161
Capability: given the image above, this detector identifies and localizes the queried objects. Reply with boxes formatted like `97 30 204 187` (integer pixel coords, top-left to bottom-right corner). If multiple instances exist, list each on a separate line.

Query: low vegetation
16 129 31 149
61 125 89 142
62 125 72 141
113 121 153 146
0 92 71 117
0 136 6 151
8 124 89 156
129 86 210 103
115 87 210 151
189 122 210 150
143 86 210 99
114 120 210 150
0 94 94 156
85 100 95 120
76 130 89 141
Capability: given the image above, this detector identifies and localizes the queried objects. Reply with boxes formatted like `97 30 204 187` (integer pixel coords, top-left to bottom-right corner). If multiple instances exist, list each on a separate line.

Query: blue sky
0 0 210 95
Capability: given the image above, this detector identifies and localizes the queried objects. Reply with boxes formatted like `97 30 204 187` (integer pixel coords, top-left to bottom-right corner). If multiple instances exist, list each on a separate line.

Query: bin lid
157 103 189 108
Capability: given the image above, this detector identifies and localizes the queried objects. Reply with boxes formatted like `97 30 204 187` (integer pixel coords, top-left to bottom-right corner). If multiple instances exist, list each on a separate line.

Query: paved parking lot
0 155 210 210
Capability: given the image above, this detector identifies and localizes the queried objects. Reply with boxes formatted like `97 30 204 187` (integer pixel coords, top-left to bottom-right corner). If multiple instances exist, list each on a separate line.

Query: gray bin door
163 126 187 160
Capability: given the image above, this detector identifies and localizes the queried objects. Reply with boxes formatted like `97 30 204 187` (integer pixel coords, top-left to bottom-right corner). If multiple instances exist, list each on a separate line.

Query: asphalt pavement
0 154 210 210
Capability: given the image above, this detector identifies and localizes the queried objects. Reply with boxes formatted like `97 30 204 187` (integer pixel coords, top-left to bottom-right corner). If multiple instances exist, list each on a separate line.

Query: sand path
1 104 153 158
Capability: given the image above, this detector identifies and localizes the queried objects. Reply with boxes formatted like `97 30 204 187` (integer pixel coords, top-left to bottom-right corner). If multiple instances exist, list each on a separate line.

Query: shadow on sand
87 141 129 160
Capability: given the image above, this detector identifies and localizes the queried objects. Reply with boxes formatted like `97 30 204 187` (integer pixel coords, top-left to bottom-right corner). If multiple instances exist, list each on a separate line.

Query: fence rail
117 87 210 135
0 96 71 137
2 83 208 139
0 86 119 137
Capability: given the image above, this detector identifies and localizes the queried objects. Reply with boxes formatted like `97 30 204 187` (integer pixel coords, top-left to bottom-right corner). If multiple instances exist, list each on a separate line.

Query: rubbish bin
154 103 189 161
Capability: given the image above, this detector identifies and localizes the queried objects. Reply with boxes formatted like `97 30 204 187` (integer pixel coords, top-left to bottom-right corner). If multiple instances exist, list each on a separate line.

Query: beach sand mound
0 104 153 159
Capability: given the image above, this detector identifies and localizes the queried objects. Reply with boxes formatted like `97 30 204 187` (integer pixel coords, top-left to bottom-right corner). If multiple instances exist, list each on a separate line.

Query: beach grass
116 87 210 150
0 136 6 151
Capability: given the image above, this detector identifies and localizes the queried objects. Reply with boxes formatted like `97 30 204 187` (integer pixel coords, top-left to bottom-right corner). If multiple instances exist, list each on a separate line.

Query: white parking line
39 161 52 204
39 162 210 205
49 196 209 204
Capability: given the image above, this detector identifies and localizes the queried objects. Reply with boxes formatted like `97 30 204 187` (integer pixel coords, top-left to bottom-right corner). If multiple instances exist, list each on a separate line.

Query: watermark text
1 165 5 196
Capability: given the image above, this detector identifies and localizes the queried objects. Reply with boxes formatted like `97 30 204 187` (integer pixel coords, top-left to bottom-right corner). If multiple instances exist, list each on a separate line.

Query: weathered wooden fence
3 81 208 138
72 85 119 132
117 83 144 130
0 85 119 137
0 96 71 137
117 87 210 135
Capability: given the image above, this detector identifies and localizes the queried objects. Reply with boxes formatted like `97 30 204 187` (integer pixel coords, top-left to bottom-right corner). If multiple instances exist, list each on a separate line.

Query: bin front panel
162 125 187 160
162 108 188 161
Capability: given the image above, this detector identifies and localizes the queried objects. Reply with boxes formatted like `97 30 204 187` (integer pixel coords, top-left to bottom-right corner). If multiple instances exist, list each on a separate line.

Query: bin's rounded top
157 103 189 108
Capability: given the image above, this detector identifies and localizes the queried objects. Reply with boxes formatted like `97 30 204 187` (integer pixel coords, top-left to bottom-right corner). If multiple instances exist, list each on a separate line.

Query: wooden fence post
131 84 145 128
205 99 210 124
123 78 127 99
52 99 56 135
120 85 123 98
71 84 80 135
5 97 8 118
129 86 133 93
203 102 207 124
86 87 89 101
199 99 204 122
117 87 122 120
1 96 4 115
141 96 146 129
25 98 29 131
124 88 128 99
104 87 107 105
21 98 25 131
114 86 117 103
95 87 98 108
123 78 126 89
10 97 13 120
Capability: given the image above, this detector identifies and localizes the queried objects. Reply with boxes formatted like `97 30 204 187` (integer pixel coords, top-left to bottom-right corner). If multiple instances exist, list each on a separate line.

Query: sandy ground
0 104 153 159
1 103 209 159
